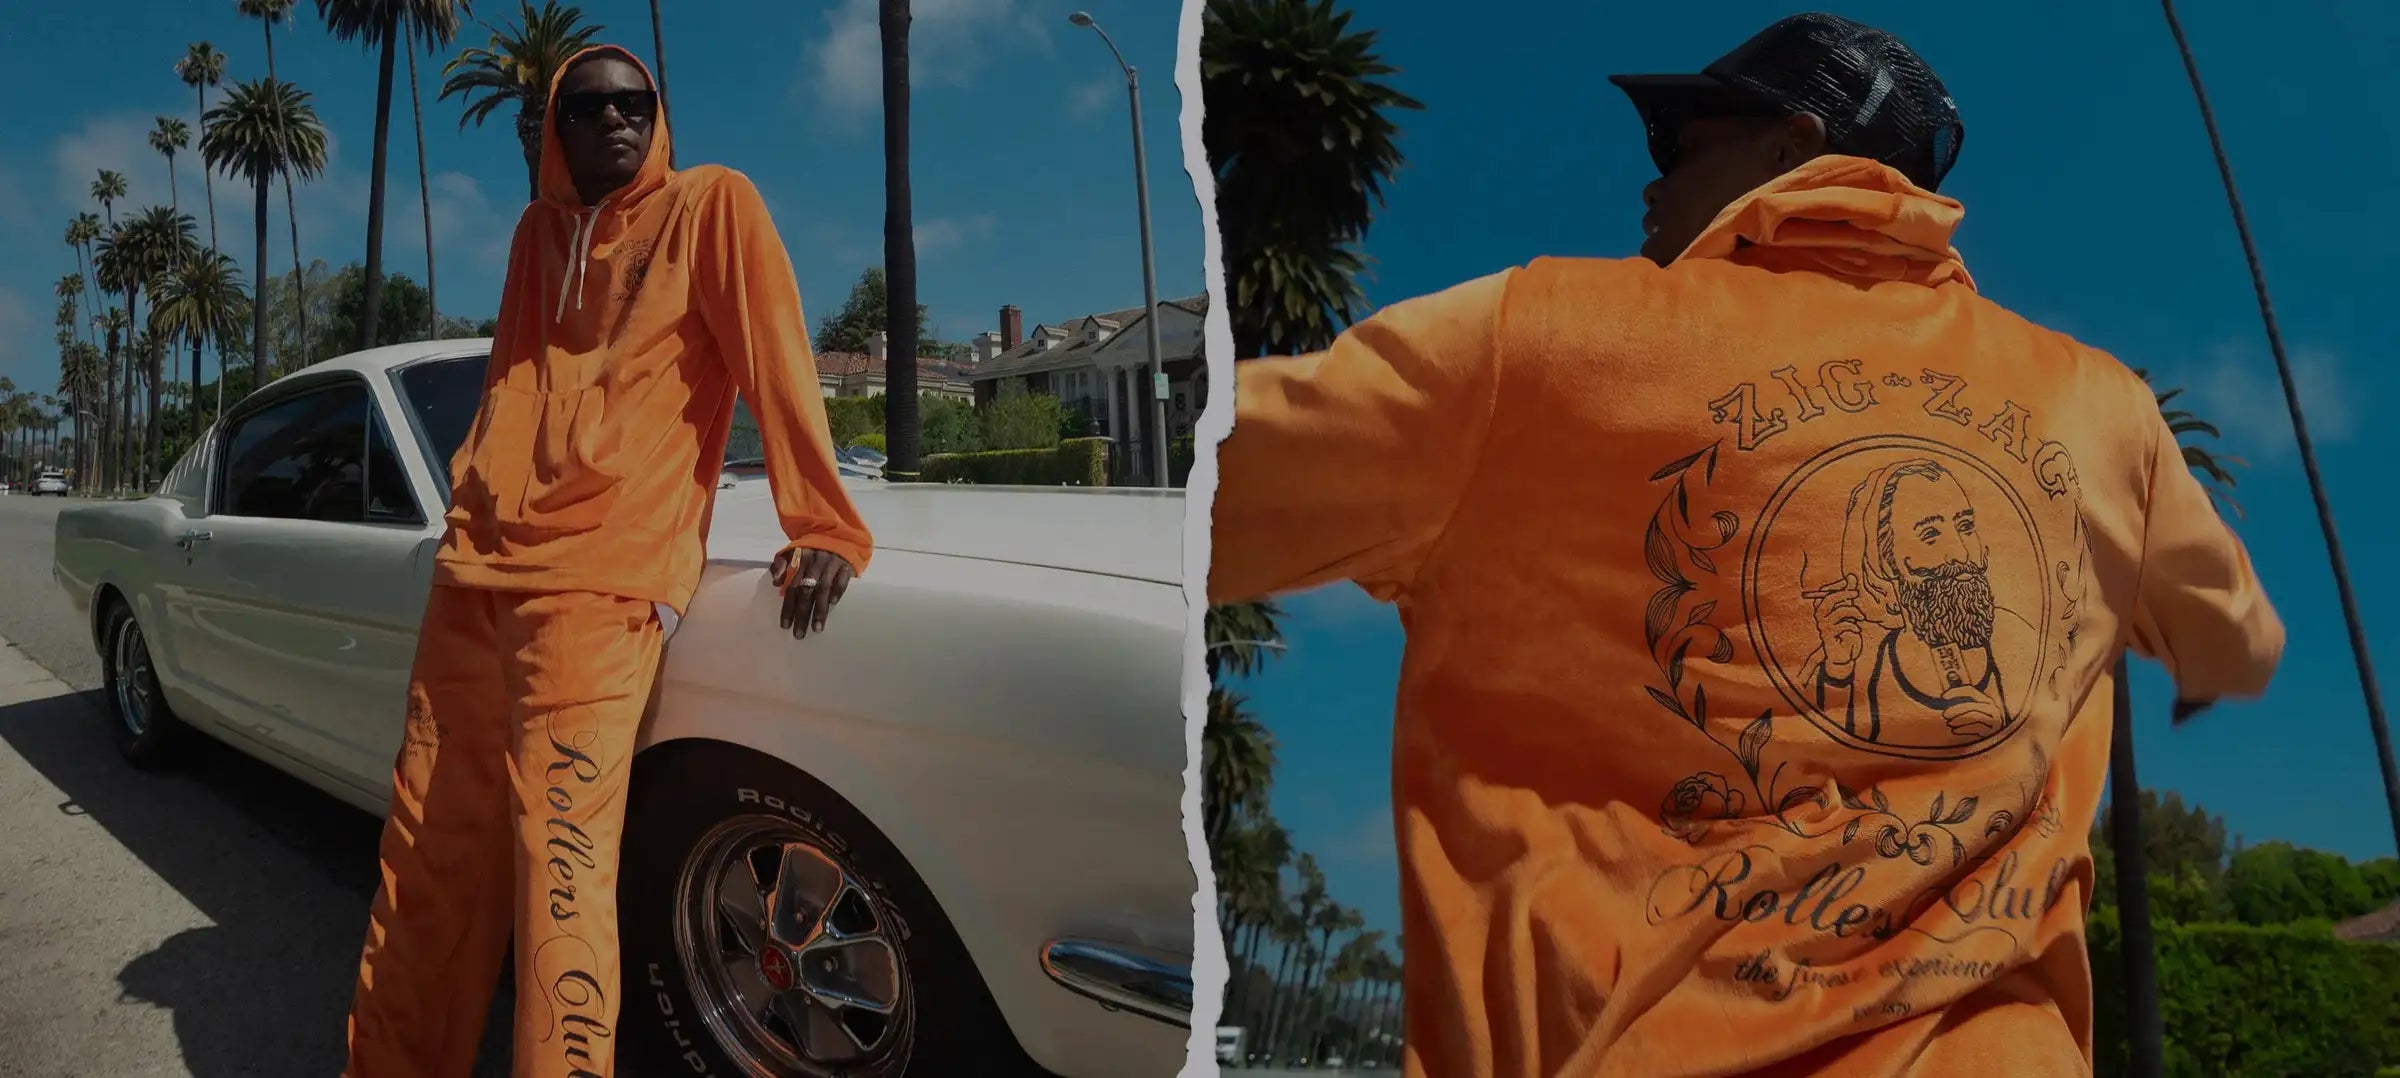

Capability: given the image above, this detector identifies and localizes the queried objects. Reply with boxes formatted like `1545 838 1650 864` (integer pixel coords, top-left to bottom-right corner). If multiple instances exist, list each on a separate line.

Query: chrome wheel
111 616 156 738
673 816 912 1076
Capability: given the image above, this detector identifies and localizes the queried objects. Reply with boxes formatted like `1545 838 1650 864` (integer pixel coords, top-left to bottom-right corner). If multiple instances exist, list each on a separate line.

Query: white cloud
2188 339 2354 459
915 213 996 254
0 288 28 370
801 0 1051 119
1069 74 1116 119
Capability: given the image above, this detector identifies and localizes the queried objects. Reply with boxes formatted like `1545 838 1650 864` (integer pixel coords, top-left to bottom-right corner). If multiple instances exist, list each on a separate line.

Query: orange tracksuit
344 45 871 1078
1209 156 2284 1076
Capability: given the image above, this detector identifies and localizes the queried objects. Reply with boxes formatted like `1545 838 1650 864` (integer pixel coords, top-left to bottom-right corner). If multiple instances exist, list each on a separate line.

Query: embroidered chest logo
613 238 656 304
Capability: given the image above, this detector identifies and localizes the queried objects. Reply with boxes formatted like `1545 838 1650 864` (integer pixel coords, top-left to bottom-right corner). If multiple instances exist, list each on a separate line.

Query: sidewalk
0 635 206 1076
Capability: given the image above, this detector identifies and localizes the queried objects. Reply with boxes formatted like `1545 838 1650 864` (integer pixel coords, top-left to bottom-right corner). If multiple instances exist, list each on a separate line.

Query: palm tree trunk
649 0 672 167
2108 653 2164 1078
251 177 271 389
361 9 399 351
145 336 162 488
166 153 180 214
408 46 438 339
878 0 921 479
287 177 305 370
189 335 203 440
1263 940 1298 1061
2162 0 2400 857
197 84 219 255
119 292 138 491
517 101 542 203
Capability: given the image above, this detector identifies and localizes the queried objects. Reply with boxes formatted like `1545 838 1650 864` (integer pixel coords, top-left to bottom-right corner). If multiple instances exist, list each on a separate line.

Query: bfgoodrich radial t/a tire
618 739 1044 1077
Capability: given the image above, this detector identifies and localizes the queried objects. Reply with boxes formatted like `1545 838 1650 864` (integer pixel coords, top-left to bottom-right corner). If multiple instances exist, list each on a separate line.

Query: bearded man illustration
1802 457 2038 747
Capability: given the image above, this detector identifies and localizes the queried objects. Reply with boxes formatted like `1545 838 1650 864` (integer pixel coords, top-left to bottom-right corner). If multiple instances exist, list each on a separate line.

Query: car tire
99 600 187 768
617 739 1046 1077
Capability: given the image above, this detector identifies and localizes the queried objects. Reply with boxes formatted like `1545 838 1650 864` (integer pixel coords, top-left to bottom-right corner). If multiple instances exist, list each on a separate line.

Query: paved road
0 494 513 1076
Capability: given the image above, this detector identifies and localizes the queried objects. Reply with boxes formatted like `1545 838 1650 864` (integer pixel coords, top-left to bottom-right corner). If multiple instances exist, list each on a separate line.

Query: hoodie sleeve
2126 411 2283 706
1207 270 1510 606
693 170 875 574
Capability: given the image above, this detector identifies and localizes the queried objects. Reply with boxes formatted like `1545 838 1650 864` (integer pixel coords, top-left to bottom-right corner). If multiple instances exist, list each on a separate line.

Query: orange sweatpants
345 584 662 1078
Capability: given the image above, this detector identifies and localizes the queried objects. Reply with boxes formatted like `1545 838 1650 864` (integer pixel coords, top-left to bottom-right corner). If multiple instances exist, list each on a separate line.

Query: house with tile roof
813 332 976 402
964 295 1209 484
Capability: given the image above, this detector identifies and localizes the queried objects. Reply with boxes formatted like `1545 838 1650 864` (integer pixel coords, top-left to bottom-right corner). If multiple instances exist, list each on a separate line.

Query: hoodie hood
1678 155 1975 291
538 44 674 211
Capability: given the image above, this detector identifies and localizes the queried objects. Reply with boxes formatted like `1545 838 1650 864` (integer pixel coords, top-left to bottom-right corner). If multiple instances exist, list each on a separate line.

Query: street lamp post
1069 11 1171 489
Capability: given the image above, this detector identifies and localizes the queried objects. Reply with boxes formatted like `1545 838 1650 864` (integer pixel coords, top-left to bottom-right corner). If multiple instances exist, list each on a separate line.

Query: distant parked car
33 470 70 496
52 338 1194 1077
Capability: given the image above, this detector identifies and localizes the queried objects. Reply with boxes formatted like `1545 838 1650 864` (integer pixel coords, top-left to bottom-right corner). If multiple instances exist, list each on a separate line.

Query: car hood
704 480 1187 585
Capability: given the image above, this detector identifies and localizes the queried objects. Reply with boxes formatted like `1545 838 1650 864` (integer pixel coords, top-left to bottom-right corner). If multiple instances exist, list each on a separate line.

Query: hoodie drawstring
552 197 609 324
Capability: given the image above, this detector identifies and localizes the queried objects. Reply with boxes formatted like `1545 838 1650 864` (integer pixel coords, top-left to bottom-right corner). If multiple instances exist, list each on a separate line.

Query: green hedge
2089 912 2400 1077
853 431 887 453
918 437 1110 486
1170 434 1197 488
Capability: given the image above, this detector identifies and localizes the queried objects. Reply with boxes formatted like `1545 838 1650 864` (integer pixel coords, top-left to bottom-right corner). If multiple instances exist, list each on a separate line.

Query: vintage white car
50 339 1197 1077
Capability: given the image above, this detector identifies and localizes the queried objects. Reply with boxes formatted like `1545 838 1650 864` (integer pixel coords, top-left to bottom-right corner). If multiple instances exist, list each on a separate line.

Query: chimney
999 304 1023 348
867 331 888 361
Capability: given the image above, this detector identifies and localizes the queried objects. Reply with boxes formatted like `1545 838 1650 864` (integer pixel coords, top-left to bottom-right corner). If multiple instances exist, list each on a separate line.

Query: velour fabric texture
432 43 872 619
1209 155 2284 1077
347 585 662 1077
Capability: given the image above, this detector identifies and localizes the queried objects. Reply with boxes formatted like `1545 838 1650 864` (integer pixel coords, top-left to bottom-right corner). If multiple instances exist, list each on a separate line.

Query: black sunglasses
558 90 657 126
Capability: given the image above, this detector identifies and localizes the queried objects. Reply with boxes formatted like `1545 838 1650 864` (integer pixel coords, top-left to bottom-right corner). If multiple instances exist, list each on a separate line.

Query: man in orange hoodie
1210 12 2283 1077
343 46 871 1077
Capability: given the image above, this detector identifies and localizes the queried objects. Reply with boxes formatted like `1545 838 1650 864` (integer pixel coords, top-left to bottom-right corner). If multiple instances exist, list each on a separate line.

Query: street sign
1154 372 1169 400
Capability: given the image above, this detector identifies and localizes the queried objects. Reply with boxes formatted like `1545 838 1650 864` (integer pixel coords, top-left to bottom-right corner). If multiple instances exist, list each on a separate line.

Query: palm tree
442 1 602 201
55 276 91 481
178 43 229 255
319 0 469 351
94 226 143 487
150 117 192 214
59 342 100 486
90 170 127 228
239 0 295 72
1262 854 1327 1059
94 306 128 490
1292 902 1361 1059
1327 929 1386 1063
1205 690 1278 855
879 0 922 479
154 252 250 440
407 46 438 337
1215 811 1289 1021
2162 0 2397 859
647 0 671 166
204 76 330 390
70 214 104 315
112 207 199 488
1201 0 1421 359
238 0 315 366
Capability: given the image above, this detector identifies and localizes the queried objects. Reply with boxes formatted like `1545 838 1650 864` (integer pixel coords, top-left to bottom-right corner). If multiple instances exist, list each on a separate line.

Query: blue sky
0 0 1199 395
1232 0 2400 939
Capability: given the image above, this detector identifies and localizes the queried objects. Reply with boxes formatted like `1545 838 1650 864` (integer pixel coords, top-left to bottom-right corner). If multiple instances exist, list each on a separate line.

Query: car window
394 355 487 474
365 412 423 525
219 384 370 523
163 432 212 508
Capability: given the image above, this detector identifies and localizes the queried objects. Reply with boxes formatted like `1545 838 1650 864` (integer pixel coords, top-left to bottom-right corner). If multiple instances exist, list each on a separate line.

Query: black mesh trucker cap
1608 12 1963 192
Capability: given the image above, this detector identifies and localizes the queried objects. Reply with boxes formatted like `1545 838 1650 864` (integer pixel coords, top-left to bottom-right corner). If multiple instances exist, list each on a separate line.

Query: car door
185 375 442 791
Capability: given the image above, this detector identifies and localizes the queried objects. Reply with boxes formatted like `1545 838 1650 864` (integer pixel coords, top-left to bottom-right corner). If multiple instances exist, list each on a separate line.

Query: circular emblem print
1743 436 2050 760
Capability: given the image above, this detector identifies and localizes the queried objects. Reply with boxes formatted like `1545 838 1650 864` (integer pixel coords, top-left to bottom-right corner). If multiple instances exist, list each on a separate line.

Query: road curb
0 636 73 702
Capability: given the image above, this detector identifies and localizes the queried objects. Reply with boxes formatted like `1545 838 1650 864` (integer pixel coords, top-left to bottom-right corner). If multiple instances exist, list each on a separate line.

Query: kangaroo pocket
457 384 631 536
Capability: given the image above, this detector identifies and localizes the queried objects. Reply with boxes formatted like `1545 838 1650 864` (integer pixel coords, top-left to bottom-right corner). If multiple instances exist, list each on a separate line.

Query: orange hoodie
434 45 870 614
1210 156 2283 1077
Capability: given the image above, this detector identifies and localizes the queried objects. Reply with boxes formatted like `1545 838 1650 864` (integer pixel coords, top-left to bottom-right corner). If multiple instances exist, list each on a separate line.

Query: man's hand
1808 575 1867 681
771 547 856 640
1940 683 2005 739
